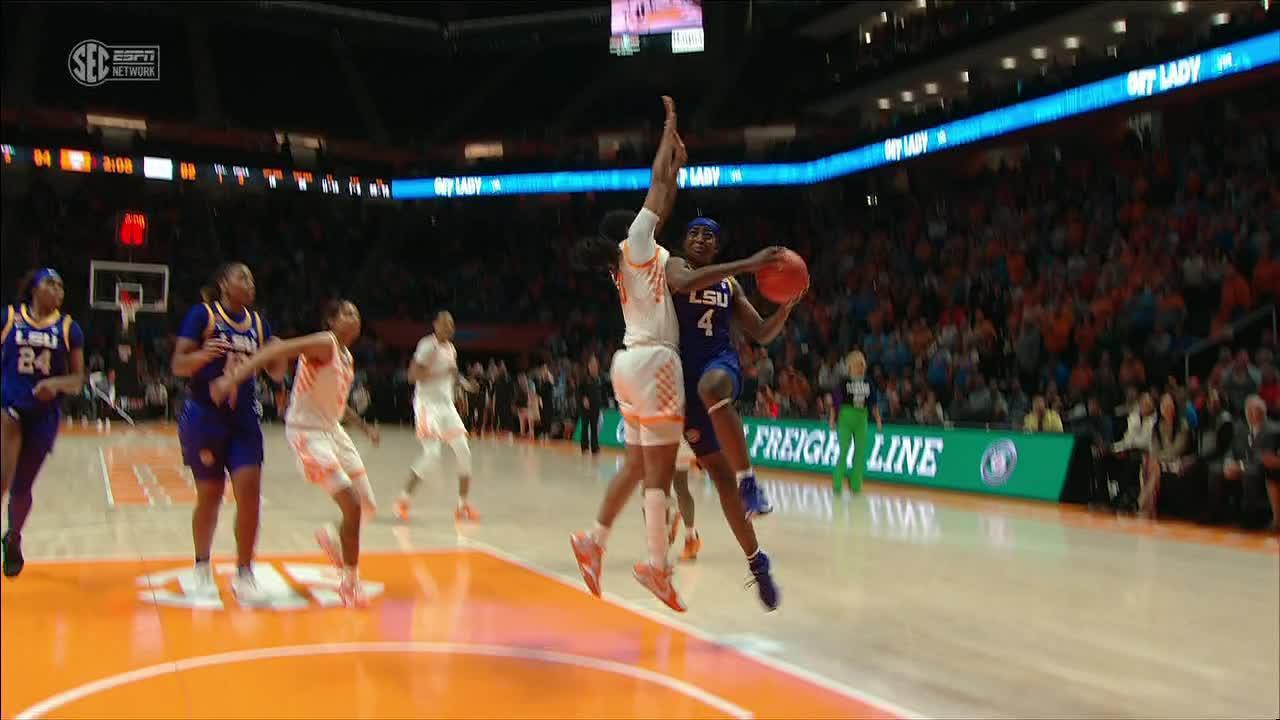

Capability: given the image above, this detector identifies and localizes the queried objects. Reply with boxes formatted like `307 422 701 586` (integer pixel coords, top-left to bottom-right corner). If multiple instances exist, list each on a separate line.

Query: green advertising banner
579 410 1075 502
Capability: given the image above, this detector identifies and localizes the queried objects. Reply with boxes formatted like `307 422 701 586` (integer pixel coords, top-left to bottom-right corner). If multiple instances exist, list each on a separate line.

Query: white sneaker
191 561 217 598
231 568 270 607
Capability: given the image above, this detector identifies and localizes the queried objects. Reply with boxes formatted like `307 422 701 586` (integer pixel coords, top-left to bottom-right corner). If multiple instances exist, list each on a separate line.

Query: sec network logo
69 39 160 87
980 439 1018 487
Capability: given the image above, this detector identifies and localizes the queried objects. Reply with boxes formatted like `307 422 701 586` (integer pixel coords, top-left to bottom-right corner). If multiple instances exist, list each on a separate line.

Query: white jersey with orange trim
413 334 458 406
285 333 354 430
614 208 679 350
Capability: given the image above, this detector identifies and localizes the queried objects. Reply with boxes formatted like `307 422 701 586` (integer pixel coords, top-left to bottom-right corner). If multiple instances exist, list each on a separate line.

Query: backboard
89 260 170 313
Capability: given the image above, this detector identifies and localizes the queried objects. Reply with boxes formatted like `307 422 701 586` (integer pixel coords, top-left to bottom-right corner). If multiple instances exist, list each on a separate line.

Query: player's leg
697 365 771 516
572 350 647 597
397 401 436 520
572 440 643 596
0 410 20 500
698 451 779 610
848 407 870 494
447 430 477 521
635 438 686 612
834 406 855 494
292 428 368 607
179 402 227 595
3 410 55 578
225 418 266 604
672 442 699 559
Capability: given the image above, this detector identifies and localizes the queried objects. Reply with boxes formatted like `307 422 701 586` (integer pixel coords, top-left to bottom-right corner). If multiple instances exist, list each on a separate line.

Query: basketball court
1 427 1277 719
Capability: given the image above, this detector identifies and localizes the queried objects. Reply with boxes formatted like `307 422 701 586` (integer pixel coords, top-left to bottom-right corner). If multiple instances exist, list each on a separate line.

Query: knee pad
448 436 473 476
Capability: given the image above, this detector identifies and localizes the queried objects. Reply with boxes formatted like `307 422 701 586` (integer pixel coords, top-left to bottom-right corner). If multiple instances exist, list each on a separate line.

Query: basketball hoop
119 300 139 332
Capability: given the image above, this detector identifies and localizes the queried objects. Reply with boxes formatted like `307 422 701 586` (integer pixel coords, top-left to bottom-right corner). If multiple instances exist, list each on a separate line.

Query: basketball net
119 300 139 332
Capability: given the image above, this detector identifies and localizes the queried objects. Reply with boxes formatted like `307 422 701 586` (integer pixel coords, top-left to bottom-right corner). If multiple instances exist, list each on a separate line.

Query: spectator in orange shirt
1069 359 1094 395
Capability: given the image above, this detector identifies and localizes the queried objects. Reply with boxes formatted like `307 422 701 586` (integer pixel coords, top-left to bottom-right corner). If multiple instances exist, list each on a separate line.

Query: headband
31 268 61 292
685 217 721 236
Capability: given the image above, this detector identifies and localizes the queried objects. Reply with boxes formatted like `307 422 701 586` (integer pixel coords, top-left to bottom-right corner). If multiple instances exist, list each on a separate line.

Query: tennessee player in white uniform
395 311 479 523
568 97 776 612
211 300 378 608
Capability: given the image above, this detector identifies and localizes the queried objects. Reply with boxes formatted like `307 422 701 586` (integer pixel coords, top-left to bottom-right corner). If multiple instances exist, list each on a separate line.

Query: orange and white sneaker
455 502 480 523
315 525 342 568
393 497 411 522
633 561 686 613
338 575 370 608
570 531 604 597
680 531 702 561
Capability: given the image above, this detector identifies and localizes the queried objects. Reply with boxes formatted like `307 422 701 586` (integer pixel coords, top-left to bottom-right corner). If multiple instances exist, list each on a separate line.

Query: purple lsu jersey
673 277 736 369
178 301 271 415
673 276 743 456
1 304 84 412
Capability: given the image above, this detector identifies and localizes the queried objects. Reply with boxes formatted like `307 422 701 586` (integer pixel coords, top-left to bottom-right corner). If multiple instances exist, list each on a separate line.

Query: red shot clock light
117 211 148 247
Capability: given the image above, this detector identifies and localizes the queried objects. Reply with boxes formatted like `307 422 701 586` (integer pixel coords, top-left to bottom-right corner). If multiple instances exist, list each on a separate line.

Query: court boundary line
97 447 115 508
13 642 752 720
464 539 928 720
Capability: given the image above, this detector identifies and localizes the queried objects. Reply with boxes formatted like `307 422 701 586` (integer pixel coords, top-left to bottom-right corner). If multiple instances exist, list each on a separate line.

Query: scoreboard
1 144 392 198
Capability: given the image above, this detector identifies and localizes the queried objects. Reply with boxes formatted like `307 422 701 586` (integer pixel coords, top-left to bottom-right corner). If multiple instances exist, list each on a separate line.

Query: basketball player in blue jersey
664 218 802 609
1 269 85 578
171 262 282 605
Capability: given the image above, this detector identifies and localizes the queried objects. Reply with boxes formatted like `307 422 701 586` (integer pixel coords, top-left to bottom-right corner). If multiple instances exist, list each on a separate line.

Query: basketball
755 249 809 304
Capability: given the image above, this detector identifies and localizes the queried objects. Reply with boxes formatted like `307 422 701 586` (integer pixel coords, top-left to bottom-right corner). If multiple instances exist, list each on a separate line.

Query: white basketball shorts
610 345 684 447
414 398 468 443
285 425 376 519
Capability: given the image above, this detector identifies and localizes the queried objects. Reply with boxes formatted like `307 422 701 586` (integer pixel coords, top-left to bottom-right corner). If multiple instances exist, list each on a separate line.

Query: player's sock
457 496 467 509
7 494 33 535
591 521 611 549
643 489 669 568
342 565 358 583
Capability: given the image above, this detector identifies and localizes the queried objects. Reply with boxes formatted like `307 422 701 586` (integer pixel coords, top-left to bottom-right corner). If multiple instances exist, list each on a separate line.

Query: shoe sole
633 568 686 613
569 536 602 597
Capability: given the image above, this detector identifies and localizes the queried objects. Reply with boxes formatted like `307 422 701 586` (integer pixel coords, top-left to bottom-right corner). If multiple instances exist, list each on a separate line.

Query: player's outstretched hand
662 95 676 128
747 246 788 271
209 375 234 407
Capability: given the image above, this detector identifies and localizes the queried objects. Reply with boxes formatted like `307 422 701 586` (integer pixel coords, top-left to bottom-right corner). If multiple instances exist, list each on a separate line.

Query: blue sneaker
747 551 779 612
738 474 773 517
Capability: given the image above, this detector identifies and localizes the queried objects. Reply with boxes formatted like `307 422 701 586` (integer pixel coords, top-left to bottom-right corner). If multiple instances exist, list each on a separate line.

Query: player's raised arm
626 97 683 266
666 246 787 295
211 332 335 405
730 277 804 345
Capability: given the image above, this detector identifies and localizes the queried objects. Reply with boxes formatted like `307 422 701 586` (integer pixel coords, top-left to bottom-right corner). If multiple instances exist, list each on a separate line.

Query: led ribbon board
393 31 1279 200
